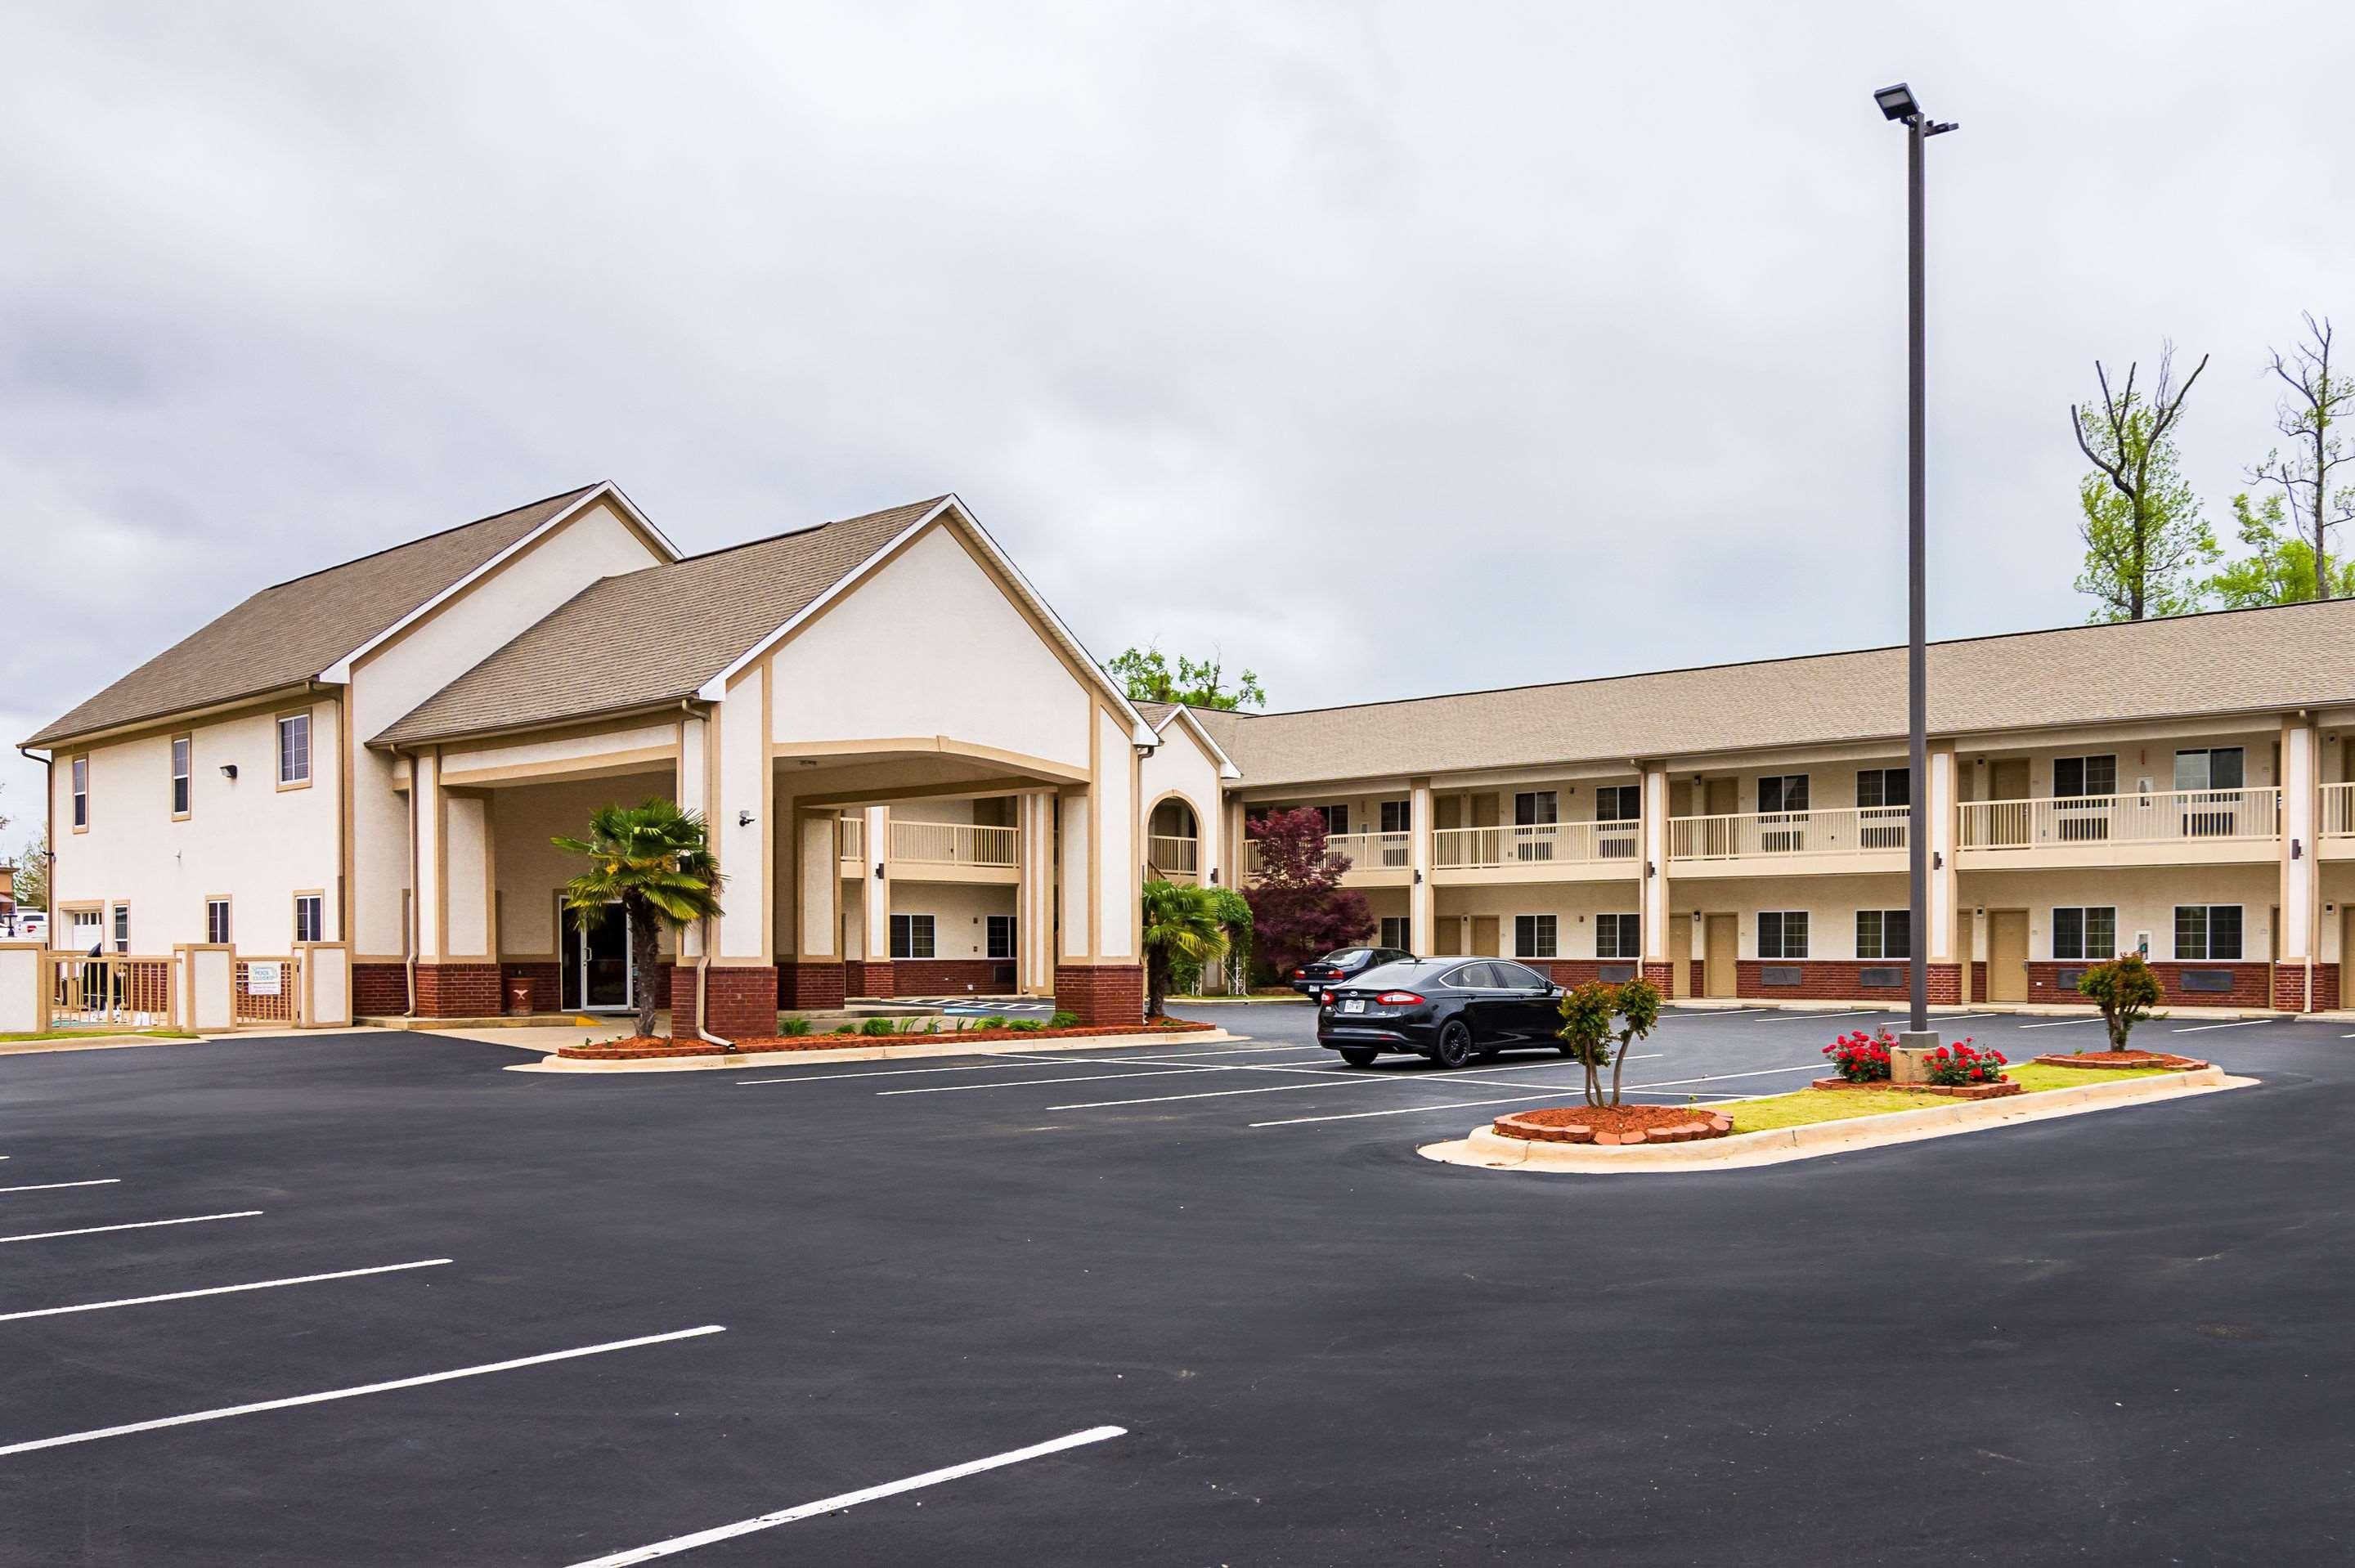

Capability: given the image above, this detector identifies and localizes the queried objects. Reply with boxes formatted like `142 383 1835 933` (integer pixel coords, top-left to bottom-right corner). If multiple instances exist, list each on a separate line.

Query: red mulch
1510 1104 1710 1131
1492 1104 1734 1146
2030 1051 2208 1071
557 1019 1214 1060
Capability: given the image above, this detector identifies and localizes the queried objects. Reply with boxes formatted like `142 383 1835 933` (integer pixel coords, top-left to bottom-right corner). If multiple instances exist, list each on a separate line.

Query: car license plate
1341 998 1366 1014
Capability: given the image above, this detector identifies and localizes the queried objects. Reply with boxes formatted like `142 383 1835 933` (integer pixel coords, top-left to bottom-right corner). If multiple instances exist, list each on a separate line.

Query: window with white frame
276 712 312 786
111 904 130 953
1757 910 1809 958
1379 916 1411 950
1514 913 1557 959
2173 747 2244 792
1595 785 1641 822
1757 775 1810 813
890 912 935 960
72 756 88 829
171 737 191 818
1855 909 1909 960
1595 912 1640 959
1514 791 1559 862
1379 800 1411 833
985 914 1015 959
2052 755 2117 798
2175 905 2242 961
2052 906 2116 961
1314 804 1350 837
206 898 231 944
1854 768 1910 809
294 895 324 944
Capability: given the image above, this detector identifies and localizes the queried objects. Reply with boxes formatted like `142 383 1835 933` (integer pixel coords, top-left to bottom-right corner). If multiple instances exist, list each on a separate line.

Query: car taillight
1293 969 1306 979
1376 991 1424 1006
1320 991 1334 1006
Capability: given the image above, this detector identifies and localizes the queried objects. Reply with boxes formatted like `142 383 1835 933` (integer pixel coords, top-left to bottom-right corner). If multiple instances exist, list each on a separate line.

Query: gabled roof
1192 596 2355 789
375 493 1158 750
23 484 622 749
1144 703 1243 780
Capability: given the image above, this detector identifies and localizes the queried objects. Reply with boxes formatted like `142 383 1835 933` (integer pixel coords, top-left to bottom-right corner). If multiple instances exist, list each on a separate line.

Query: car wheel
1337 1046 1379 1068
1433 1019 1475 1069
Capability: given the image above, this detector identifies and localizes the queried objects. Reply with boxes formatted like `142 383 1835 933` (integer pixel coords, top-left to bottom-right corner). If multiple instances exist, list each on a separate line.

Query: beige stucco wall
1139 719 1227 884
768 525 1092 769
350 497 666 958
1435 882 1646 960
487 771 680 961
50 699 341 952
1957 865 2279 962
887 880 1018 957
1958 728 2278 799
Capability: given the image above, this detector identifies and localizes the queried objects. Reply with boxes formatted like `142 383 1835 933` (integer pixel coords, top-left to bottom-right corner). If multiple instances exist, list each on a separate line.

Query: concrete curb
1417 1066 2255 1174
0 1033 203 1056
505 1027 1241 1073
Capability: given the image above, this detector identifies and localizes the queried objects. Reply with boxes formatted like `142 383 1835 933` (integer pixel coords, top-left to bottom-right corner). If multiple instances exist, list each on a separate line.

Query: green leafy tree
1107 646 1266 710
1604 977 1662 1104
2245 313 2355 600
1554 978 1665 1107
1168 884 1254 996
553 799 725 1039
1141 878 1227 1019
2205 491 2355 607
2071 347 2217 620
12 832 46 913
2076 953 2161 1053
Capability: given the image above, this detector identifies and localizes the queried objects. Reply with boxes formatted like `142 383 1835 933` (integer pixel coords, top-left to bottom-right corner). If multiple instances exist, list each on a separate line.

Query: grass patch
0 1028 195 1044
1714 1062 2187 1131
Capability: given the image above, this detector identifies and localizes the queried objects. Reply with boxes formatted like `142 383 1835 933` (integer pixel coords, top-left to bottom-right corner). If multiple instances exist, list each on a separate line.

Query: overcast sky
6 2 2353 841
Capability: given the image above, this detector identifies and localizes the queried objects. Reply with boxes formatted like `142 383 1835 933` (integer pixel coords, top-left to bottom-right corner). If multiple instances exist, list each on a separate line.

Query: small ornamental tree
1142 879 1227 1019
1240 808 1373 981
1554 977 1663 1108
2078 952 2162 1051
1605 976 1663 1105
554 800 725 1040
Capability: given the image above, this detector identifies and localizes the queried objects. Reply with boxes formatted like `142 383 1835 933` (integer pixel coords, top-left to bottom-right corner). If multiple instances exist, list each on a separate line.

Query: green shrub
1048 1010 1080 1029
1006 1018 1047 1033
976 1014 1010 1030
859 1016 898 1037
777 1017 812 1037
2077 953 2161 1051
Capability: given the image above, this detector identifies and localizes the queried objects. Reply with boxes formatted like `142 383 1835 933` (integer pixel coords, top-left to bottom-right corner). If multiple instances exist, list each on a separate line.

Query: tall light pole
1874 82 1956 1068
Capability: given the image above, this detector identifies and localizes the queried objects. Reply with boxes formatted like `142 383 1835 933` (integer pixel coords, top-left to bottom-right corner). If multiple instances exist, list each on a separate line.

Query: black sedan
1288 945 1415 1000
1316 958 1566 1068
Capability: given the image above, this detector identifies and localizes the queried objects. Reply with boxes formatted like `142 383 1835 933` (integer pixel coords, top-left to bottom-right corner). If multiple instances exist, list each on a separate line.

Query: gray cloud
5 1 2353 828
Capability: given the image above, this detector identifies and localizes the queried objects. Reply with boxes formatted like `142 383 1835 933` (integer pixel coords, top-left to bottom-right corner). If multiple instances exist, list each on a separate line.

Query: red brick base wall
779 961 846 1010
1541 960 1650 988
412 963 504 1017
670 964 780 1042
500 962 561 1013
1056 963 1145 1028
354 963 408 1016
1970 961 1988 1002
2025 961 2272 1010
1726 960 1960 1005
886 959 1020 995
845 960 896 998
2272 963 2341 1012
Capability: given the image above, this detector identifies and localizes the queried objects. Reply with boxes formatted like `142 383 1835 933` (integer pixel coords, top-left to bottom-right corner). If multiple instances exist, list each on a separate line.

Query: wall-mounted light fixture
220 764 238 780
1413 869 1423 884
874 863 885 880
1931 851 1943 870
1645 860 1657 878
738 810 756 827
2292 838 2303 859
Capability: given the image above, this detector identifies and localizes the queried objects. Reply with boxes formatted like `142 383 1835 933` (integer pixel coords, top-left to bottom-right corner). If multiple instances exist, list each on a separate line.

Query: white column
1408 777 1434 951
864 804 892 968
1640 764 1670 965
412 751 443 960
677 715 708 963
1928 744 1958 967
1058 785 1092 962
1095 707 1137 961
1018 791 1056 994
442 791 491 961
795 811 841 965
2281 718 2319 1006
713 669 771 963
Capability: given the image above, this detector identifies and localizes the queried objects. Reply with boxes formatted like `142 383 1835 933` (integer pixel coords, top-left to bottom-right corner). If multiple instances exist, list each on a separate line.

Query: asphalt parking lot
2 1003 2348 1565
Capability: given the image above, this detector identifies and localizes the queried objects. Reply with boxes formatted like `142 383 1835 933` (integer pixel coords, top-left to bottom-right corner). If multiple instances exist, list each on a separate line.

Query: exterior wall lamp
220 764 238 780
737 810 755 827
874 863 885 880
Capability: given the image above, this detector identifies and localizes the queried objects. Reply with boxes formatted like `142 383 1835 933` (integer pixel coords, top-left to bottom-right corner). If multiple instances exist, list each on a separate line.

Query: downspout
693 917 732 1051
403 750 419 1016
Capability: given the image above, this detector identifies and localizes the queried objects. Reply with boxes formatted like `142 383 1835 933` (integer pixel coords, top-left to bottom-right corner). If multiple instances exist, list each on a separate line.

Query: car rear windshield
1321 950 1370 965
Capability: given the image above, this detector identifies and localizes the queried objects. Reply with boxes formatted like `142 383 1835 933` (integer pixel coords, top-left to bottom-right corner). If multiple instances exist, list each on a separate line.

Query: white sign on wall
246 961 282 997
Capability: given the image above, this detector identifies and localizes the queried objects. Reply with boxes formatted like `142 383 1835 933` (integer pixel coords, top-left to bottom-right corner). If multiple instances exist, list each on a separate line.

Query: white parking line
566 1423 1127 1566
879 1058 1334 1097
0 1259 453 1324
2017 1017 2105 1029
1246 1063 1827 1128
0 1179 120 1195
0 1210 262 1246
0 1324 725 1458
732 1044 1294 1088
1046 1053 1667 1111
1657 1008 1770 1019
2173 1019 2272 1033
1756 1010 1879 1024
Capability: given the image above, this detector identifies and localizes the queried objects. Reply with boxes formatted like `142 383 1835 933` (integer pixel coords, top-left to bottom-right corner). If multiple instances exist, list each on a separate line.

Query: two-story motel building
23 482 2355 1037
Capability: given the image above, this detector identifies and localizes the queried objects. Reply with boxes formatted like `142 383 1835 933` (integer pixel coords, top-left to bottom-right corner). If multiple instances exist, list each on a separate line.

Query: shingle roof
374 497 948 746
23 486 603 748
1192 598 2355 788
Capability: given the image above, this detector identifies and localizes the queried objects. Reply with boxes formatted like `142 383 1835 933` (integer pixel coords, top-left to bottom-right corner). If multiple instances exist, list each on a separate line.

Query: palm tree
1141 879 1227 1020
553 799 724 1040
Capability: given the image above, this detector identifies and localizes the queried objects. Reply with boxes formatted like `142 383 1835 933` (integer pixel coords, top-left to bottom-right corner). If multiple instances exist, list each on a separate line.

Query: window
2175 905 2242 961
1514 913 1557 960
2052 906 2116 961
1379 916 1412 950
1595 912 1641 960
110 904 130 954
890 912 935 960
2173 747 2244 792
1379 800 1411 833
1757 775 1810 813
1494 962 1550 989
1855 909 1910 960
1757 911 1809 959
985 914 1016 960
276 712 312 786
294 895 324 944
1595 785 1641 822
1314 804 1350 837
1854 768 1910 809
71 756 88 830
171 737 191 818
1514 791 1558 862
1445 963 1495 989
2052 755 2117 799
206 898 231 944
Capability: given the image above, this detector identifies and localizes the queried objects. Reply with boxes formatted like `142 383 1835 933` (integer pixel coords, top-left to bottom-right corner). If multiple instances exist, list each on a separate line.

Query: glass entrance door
563 905 634 1011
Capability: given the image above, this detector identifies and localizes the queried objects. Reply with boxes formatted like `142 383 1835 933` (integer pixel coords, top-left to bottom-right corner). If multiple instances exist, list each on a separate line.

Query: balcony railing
839 815 864 862
1244 830 1412 877
2326 782 2355 839
890 819 1019 867
1147 834 1199 874
1667 805 1909 861
1957 787 2281 850
1433 821 1641 869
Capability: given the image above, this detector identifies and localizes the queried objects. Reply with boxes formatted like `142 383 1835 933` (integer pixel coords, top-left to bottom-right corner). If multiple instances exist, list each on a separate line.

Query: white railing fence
2323 782 2355 839
1666 805 1909 861
890 820 1019 867
1958 787 2281 850
839 816 864 862
1433 821 1641 869
1148 834 1199 874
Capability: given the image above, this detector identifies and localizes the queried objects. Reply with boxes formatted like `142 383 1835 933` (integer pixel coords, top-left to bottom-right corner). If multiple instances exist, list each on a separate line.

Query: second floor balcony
1433 821 1640 882
1666 805 1909 876
1957 786 2281 866
841 817 1020 882
2324 782 2355 858
1244 830 1413 886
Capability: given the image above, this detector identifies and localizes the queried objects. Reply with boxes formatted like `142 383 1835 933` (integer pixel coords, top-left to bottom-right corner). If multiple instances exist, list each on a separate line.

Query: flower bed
556 1019 1216 1060
1492 1104 1734 1146
1821 1028 1898 1082
2030 1050 2208 1071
